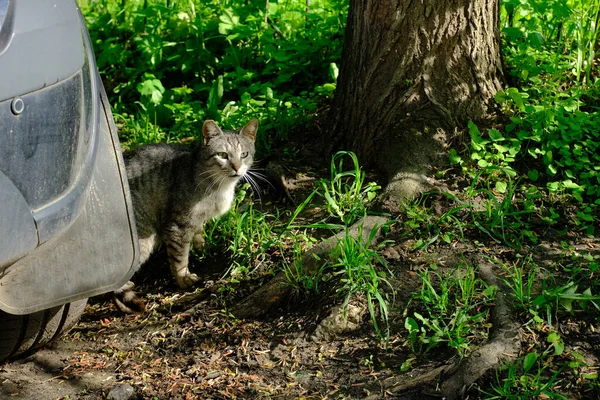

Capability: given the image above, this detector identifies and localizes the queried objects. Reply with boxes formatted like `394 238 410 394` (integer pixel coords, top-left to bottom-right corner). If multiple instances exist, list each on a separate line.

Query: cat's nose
232 164 240 172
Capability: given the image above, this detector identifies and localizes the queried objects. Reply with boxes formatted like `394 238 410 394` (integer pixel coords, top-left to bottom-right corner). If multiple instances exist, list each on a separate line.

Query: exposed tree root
377 170 450 214
437 261 522 398
232 175 520 396
310 302 367 342
389 259 522 398
230 215 389 319
385 365 449 395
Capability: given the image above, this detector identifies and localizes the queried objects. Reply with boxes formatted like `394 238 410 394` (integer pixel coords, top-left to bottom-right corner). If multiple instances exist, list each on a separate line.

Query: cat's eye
216 152 228 160
241 152 249 159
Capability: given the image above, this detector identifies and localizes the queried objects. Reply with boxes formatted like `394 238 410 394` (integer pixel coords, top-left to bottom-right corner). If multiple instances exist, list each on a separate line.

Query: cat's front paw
176 273 199 290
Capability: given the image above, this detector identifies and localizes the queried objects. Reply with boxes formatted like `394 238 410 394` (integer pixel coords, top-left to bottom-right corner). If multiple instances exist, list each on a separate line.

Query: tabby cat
114 119 257 312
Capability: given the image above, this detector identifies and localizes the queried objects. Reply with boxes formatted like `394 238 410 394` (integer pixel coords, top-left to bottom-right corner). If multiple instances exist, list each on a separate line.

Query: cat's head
202 119 257 179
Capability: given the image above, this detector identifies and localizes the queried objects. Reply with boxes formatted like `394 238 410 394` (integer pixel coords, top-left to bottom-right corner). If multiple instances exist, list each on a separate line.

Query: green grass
315 151 381 226
277 234 322 294
195 153 393 342
284 150 382 231
498 255 600 328
80 0 347 153
82 0 600 396
326 224 395 342
201 184 282 278
482 351 567 400
405 263 496 357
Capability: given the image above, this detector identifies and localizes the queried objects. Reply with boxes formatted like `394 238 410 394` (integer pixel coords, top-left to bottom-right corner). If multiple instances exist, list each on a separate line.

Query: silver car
0 0 139 361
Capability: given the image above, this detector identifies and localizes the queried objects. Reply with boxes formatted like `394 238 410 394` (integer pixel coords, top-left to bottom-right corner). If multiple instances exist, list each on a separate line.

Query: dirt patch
2 165 599 400
3 233 600 399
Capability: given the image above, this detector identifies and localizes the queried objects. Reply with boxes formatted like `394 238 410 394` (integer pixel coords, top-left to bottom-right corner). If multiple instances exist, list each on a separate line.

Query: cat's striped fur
114 119 257 312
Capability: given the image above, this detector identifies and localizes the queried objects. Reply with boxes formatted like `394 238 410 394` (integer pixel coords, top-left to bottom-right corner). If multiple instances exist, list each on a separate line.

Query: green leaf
502 27 524 40
482 285 497 298
494 90 507 103
405 317 418 333
218 8 240 35
495 181 508 193
206 75 224 120
449 149 462 165
523 352 538 373
577 212 594 222
528 169 539 182
329 63 339 81
553 341 565 355
468 121 486 150
527 31 545 47
488 129 503 141
547 331 561 343
266 87 274 99
400 358 414 372
562 180 582 190
547 182 560 192
137 75 165 106
548 332 565 355
442 233 451 244
506 88 525 110
493 143 509 153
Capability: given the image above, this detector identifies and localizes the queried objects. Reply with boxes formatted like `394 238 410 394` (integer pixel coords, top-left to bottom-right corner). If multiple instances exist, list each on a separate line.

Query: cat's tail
113 281 147 313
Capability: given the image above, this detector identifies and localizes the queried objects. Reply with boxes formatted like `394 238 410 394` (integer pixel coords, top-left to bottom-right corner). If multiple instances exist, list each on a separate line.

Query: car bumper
0 86 139 315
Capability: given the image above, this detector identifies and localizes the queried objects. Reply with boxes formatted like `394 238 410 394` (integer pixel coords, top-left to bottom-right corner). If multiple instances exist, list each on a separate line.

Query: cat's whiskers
247 169 275 190
119 118 258 313
242 173 262 202
193 170 221 194
203 175 221 197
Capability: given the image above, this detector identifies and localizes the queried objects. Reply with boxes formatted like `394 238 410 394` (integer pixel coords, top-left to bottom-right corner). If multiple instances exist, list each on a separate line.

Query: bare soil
1 163 599 400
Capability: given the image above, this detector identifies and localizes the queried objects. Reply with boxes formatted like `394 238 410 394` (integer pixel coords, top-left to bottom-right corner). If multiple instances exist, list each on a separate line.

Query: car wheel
0 299 87 362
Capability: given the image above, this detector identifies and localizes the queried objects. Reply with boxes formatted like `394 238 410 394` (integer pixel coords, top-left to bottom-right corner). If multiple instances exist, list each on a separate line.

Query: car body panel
0 87 139 315
0 0 140 314
0 171 38 267
0 0 84 103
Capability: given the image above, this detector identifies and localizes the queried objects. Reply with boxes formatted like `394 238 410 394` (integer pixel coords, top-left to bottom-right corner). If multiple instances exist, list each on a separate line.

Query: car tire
0 299 87 362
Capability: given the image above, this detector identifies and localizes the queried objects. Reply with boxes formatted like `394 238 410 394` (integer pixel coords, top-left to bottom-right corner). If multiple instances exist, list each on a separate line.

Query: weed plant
202 184 281 277
277 233 322 294
405 263 496 357
500 255 600 327
198 154 393 344
450 0 600 237
483 351 567 399
285 151 381 230
316 151 381 226
401 180 541 251
326 224 395 342
80 0 347 151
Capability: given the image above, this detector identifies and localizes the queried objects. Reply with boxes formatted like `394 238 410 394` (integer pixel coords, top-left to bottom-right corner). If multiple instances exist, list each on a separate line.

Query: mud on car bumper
0 0 139 315
0 86 139 315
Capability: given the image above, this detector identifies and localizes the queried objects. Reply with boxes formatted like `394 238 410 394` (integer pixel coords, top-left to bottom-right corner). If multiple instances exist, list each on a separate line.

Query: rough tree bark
236 3 510 395
330 0 503 212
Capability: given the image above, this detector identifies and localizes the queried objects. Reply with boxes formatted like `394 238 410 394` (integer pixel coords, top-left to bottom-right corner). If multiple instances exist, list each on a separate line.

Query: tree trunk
330 0 503 211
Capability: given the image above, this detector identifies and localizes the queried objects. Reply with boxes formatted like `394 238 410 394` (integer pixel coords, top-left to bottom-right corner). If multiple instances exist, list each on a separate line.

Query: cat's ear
240 119 258 142
202 120 223 145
